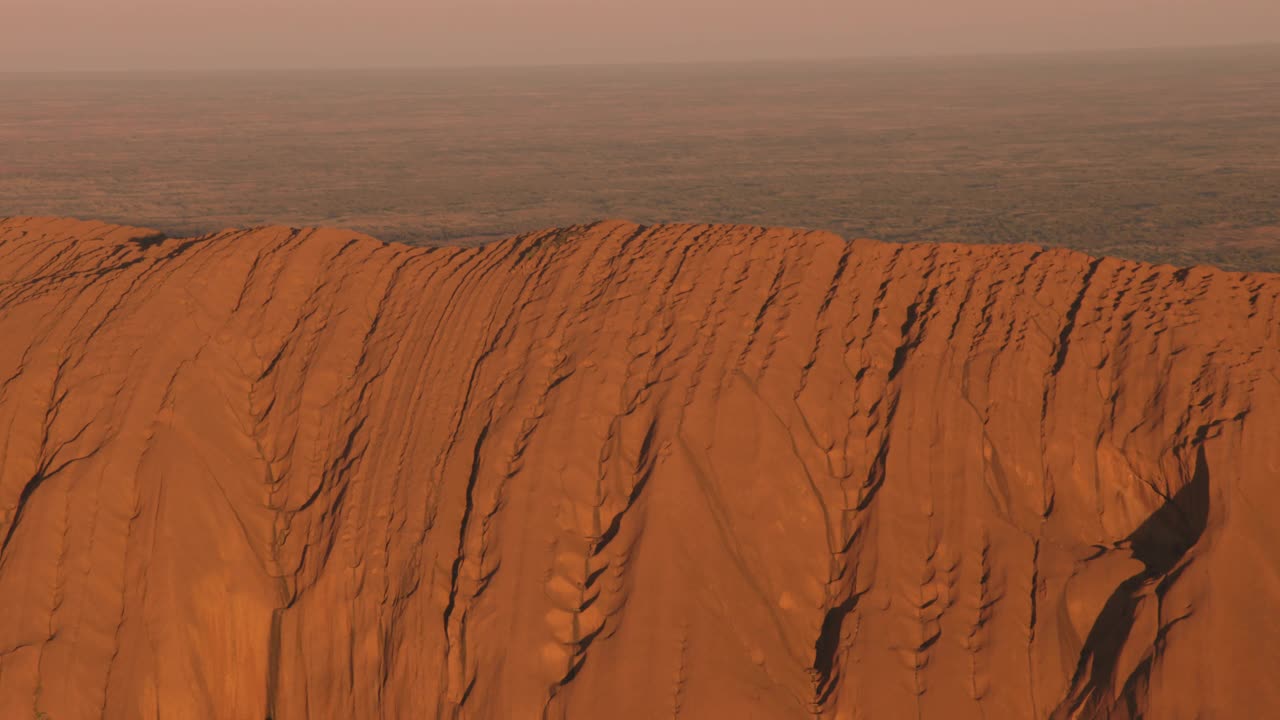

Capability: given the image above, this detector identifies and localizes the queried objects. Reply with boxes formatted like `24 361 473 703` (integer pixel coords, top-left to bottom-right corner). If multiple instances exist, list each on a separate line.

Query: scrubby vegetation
3 44 1278 271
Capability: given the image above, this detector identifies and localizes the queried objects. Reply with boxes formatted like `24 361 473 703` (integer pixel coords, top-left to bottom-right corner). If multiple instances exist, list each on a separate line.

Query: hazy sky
6 0 1280 70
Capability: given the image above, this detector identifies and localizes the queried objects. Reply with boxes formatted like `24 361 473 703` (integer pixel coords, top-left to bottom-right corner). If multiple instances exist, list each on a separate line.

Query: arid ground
3 44 1279 270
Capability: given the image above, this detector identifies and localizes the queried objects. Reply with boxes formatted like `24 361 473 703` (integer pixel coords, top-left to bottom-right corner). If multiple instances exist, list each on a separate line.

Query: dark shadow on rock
813 592 860 705
129 232 169 249
1051 444 1211 718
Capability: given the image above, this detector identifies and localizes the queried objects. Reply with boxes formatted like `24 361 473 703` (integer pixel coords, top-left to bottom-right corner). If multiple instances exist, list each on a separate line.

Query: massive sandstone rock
0 216 1277 719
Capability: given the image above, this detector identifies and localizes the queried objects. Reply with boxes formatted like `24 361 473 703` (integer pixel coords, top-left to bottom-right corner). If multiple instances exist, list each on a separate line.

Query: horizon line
3 39 1277 75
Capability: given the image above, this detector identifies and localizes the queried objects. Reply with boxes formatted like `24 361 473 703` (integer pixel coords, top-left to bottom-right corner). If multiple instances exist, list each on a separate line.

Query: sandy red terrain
0 216 1277 718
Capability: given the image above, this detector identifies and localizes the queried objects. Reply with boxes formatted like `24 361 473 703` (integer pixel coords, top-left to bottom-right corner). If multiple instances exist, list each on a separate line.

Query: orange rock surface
0 216 1277 719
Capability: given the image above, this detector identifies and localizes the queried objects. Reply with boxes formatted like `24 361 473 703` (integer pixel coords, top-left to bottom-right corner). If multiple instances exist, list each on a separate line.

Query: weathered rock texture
0 216 1277 719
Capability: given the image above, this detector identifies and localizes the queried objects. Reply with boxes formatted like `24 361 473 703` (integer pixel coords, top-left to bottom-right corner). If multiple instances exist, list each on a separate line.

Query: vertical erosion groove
0 218 1270 719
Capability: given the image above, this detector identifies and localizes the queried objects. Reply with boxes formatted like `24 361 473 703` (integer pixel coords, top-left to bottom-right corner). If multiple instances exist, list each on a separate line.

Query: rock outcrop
1 216 1277 719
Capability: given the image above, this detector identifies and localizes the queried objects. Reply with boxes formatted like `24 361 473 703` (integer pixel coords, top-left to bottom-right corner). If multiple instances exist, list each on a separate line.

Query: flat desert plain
2 44 1279 270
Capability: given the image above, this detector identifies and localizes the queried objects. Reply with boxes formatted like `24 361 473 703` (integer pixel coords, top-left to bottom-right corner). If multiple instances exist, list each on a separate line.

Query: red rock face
0 216 1277 719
